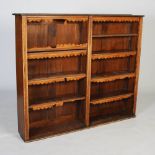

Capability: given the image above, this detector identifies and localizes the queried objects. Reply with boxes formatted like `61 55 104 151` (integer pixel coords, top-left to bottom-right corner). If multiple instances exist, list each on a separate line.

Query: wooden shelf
91 72 135 83
90 114 134 126
28 50 87 59
30 119 85 140
90 92 133 105
28 44 88 53
28 73 86 85
29 95 85 111
92 51 136 60
92 34 138 38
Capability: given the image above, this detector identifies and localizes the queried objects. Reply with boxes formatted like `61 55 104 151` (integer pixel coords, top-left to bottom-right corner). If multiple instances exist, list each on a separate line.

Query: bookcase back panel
28 56 86 79
90 97 134 124
93 22 139 35
91 78 135 99
91 57 136 75
28 80 85 105
29 101 85 139
27 21 88 49
92 37 137 52
30 102 78 124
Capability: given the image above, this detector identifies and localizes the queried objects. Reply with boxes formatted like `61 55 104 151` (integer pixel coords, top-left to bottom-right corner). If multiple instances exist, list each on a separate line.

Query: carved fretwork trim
28 50 87 59
91 73 135 83
91 93 133 105
93 17 139 22
30 101 64 111
92 51 136 60
27 17 88 23
29 96 85 111
28 73 86 85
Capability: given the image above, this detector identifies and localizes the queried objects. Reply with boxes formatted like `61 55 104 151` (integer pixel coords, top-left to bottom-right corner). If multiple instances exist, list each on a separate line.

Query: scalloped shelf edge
92 51 136 60
90 93 133 105
91 73 136 83
29 96 86 111
28 73 86 86
28 50 87 60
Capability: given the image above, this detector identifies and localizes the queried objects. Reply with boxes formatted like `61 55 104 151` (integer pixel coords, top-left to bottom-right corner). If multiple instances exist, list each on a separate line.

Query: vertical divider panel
133 17 143 114
85 16 93 126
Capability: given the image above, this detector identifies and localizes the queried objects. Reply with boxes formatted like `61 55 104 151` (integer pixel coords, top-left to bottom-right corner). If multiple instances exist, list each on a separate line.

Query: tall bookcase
13 14 143 141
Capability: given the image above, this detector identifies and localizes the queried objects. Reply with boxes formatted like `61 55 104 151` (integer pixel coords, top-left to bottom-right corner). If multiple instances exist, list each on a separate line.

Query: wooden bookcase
13 14 143 141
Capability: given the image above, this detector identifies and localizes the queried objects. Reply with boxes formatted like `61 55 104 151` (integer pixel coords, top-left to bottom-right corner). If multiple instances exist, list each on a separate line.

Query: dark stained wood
29 95 86 110
28 73 86 85
92 51 136 60
13 13 144 17
15 15 29 141
14 14 143 142
91 72 135 83
15 15 25 140
133 17 143 114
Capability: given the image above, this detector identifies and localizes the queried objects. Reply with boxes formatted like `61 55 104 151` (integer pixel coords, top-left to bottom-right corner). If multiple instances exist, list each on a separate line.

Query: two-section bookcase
13 14 143 141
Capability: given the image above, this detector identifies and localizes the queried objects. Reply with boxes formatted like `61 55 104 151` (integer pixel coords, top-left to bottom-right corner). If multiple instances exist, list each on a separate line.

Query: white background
0 0 155 155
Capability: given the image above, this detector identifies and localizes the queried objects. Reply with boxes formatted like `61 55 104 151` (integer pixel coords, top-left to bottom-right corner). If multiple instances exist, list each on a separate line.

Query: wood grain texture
85 16 93 126
28 44 88 52
22 16 29 141
15 15 29 141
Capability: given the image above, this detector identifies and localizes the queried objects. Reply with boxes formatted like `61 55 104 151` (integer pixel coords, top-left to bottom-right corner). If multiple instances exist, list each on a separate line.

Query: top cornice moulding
12 13 144 17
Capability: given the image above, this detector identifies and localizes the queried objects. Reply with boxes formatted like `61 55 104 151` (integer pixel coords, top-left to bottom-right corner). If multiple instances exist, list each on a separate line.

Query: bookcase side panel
133 17 143 114
15 15 29 141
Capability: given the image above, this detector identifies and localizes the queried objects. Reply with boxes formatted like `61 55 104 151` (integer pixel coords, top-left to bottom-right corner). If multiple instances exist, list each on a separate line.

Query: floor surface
0 90 155 155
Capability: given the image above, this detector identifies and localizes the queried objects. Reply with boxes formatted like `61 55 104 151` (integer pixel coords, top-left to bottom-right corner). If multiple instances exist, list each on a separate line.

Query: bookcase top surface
12 13 144 17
